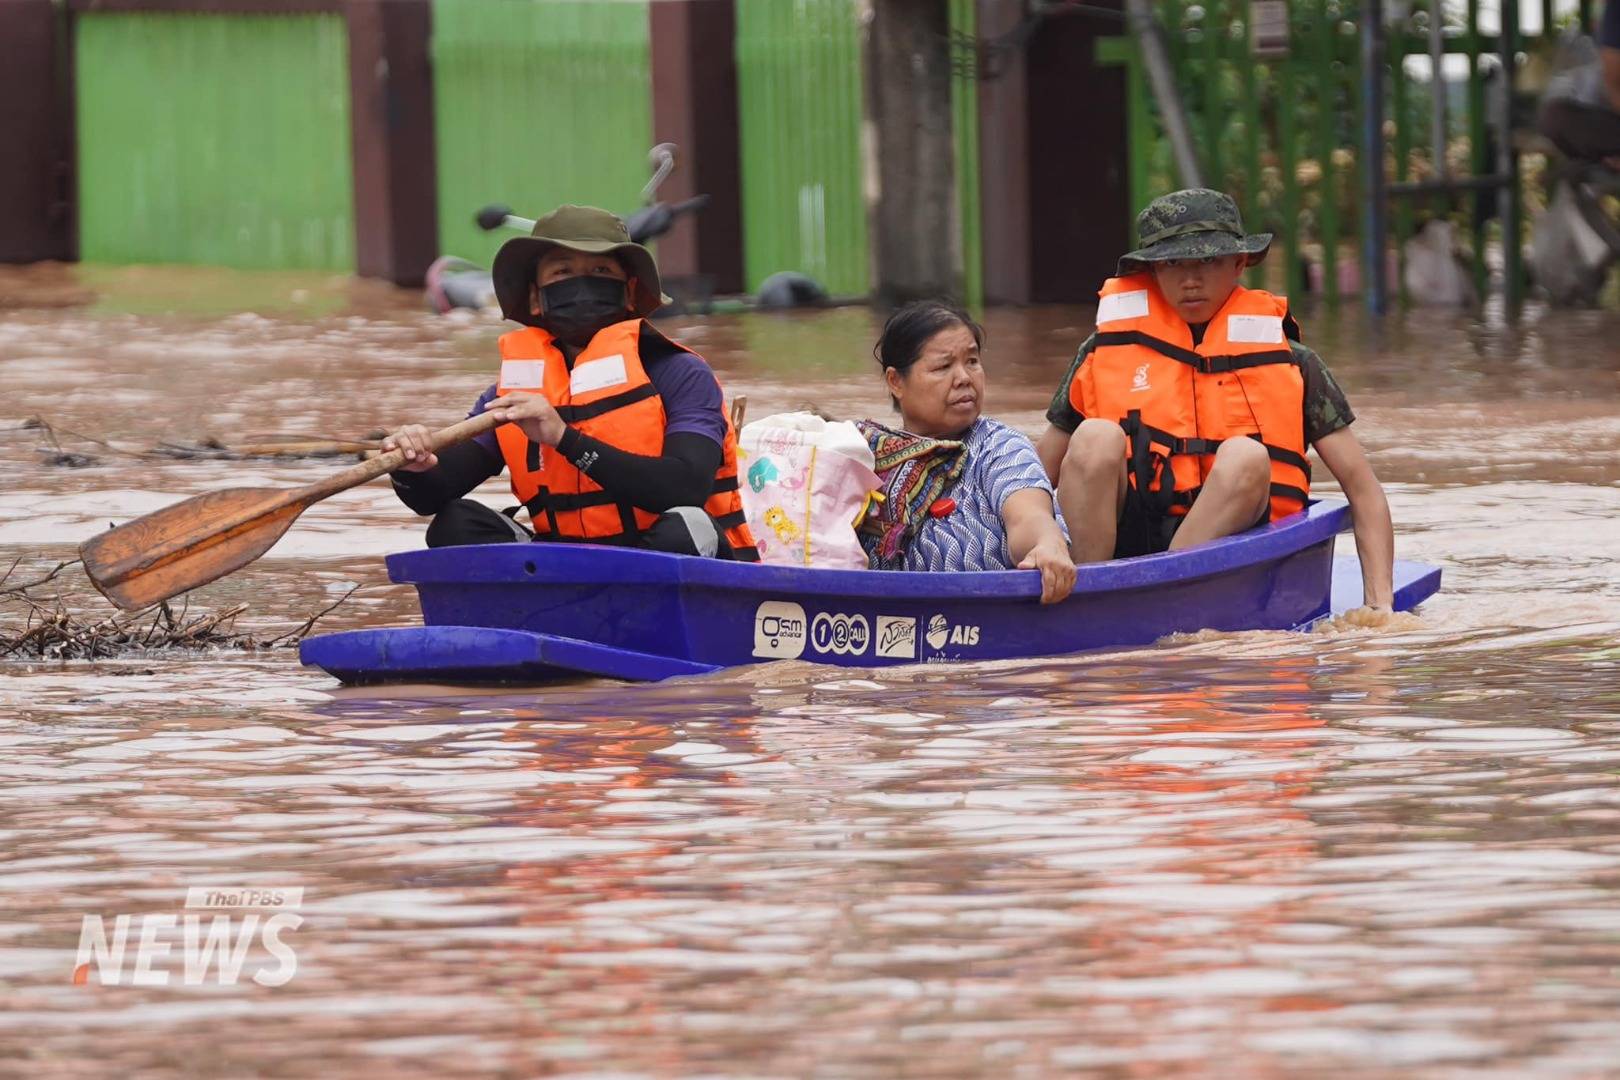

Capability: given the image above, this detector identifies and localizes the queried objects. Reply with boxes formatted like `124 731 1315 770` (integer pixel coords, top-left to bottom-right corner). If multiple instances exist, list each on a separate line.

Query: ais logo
925 614 979 651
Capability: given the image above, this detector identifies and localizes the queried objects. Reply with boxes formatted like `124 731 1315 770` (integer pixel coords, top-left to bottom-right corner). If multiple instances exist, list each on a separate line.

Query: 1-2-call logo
810 612 870 656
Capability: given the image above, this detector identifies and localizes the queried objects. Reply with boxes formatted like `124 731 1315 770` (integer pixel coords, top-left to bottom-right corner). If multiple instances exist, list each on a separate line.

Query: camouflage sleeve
1044 333 1097 434
1294 343 1357 445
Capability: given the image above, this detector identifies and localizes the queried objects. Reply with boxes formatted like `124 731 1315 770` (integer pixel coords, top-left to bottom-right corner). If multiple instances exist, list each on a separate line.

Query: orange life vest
1068 275 1311 521
494 320 758 559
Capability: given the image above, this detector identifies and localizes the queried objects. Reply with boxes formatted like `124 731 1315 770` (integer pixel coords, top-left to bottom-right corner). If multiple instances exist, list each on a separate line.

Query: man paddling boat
383 205 758 561
1035 189 1396 614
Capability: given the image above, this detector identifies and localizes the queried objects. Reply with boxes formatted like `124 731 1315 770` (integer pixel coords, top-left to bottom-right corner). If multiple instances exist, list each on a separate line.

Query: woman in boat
859 301 1076 604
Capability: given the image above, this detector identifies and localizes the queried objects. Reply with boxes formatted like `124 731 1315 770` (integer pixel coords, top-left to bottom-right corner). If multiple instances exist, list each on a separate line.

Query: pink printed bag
737 413 880 568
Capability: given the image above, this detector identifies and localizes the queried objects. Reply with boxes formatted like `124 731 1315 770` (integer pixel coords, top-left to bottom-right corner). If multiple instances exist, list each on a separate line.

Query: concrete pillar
0 0 75 263
346 0 438 286
649 0 745 295
863 0 960 304
974 0 1031 304
973 0 1128 303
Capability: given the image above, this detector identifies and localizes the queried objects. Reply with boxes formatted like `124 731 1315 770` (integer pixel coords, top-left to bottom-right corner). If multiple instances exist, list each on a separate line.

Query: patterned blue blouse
896 417 1067 572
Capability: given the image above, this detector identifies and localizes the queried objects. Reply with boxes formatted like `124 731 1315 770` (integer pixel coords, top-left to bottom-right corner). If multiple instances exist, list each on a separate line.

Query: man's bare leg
1169 436 1272 550
1057 419 1129 564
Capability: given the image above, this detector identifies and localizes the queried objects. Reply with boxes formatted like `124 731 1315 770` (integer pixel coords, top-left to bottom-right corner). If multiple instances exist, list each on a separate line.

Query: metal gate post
1498 0 1522 309
1361 0 1388 314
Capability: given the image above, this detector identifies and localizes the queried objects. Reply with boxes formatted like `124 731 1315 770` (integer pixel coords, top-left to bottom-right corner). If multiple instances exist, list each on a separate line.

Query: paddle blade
80 487 308 611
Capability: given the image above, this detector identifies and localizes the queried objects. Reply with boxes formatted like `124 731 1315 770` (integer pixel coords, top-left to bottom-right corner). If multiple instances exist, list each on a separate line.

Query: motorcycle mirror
640 143 677 205
475 204 516 231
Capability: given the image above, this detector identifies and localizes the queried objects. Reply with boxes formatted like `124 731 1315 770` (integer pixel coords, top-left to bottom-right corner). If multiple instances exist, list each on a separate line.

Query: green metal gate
734 0 868 297
432 0 653 266
75 13 355 271
1101 0 1594 305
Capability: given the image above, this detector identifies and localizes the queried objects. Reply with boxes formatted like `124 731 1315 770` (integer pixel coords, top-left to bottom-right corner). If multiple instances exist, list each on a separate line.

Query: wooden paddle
81 412 504 611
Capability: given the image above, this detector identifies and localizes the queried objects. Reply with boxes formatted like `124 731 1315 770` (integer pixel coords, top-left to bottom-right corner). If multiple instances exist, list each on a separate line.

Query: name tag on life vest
499 360 545 390
570 354 629 396
1096 289 1150 324
1226 314 1285 343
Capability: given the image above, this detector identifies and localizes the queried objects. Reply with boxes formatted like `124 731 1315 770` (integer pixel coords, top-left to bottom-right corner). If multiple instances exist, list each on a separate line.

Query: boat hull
300 500 1442 685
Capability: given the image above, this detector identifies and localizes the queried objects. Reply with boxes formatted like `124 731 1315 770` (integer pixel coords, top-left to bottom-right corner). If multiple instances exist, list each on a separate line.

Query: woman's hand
1018 536 1076 605
381 423 438 472
484 392 567 447
1002 487 1076 604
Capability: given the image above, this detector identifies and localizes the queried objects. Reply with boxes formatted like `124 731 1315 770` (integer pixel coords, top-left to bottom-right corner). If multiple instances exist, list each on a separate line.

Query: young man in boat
1034 189 1396 614
382 205 758 561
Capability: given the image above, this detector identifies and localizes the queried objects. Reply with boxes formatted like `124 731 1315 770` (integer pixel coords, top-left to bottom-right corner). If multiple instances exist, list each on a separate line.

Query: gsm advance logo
73 886 303 988
753 601 807 659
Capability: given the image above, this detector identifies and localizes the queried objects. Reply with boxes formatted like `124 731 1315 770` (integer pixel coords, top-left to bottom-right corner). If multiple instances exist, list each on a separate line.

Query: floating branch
22 416 383 466
1 587 359 660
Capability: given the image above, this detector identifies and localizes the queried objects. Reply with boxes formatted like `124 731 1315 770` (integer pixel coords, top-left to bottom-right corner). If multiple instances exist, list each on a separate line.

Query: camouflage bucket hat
492 204 669 326
1117 188 1273 276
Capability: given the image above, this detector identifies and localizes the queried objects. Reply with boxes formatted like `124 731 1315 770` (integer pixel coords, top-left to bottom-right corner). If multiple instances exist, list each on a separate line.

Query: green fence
432 0 653 266
948 0 983 310
1102 0 1594 305
734 0 868 297
75 13 354 271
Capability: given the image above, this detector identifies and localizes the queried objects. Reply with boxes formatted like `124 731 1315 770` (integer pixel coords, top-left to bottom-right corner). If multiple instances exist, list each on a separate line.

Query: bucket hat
1117 188 1273 276
492 204 668 325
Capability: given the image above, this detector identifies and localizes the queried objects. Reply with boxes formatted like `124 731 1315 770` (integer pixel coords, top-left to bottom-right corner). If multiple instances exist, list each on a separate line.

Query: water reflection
1 265 1617 1075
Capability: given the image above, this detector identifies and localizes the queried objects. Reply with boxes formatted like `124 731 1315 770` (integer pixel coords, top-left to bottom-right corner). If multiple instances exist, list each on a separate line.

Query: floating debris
19 415 382 465
0 557 80 598
1 581 359 660
38 449 99 468
150 434 384 460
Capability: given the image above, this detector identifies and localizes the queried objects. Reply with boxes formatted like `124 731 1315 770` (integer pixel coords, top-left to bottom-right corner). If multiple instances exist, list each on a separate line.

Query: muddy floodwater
2 265 1618 1077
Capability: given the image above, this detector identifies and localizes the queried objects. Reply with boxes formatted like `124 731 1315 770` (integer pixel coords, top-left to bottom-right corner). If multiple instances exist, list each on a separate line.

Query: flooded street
2 266 1618 1077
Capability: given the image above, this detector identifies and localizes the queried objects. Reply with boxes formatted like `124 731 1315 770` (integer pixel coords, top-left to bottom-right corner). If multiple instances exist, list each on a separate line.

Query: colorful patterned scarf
855 419 969 569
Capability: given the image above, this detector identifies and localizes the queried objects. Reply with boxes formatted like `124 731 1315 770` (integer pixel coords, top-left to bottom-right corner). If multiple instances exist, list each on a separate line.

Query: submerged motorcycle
425 144 827 316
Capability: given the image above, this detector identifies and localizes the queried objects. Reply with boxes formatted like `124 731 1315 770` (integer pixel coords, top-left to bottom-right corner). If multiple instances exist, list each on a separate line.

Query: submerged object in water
301 500 1440 685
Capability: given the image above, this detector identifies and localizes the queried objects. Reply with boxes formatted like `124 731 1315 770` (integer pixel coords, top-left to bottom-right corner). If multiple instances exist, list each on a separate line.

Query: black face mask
537 275 628 347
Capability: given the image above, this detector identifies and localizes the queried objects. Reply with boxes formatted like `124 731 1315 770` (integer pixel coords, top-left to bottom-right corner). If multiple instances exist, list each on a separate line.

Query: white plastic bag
737 412 880 568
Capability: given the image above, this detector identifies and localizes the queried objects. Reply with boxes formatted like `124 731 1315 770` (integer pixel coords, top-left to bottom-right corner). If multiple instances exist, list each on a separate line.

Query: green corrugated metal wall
75 13 354 271
432 0 653 266
734 0 868 297
948 0 981 310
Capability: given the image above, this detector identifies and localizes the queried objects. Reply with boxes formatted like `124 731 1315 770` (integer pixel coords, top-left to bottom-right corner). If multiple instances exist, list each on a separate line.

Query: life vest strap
1270 482 1309 506
1120 413 1222 461
712 474 740 494
523 491 562 538
530 489 618 513
1199 349 1296 374
1123 411 1186 515
1264 443 1311 476
525 440 541 473
554 382 660 424
1093 330 1295 375
614 499 641 542
1094 330 1202 368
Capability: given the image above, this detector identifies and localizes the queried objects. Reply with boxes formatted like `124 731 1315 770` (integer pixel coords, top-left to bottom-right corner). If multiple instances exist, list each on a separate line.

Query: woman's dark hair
873 300 985 409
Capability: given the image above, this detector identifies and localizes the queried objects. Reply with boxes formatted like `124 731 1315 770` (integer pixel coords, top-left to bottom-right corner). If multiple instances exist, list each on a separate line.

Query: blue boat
300 499 1441 685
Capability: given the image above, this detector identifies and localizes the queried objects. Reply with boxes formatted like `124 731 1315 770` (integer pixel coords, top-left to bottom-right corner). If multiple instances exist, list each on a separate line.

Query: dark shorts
424 498 735 558
1113 488 1181 559
1113 489 1268 559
